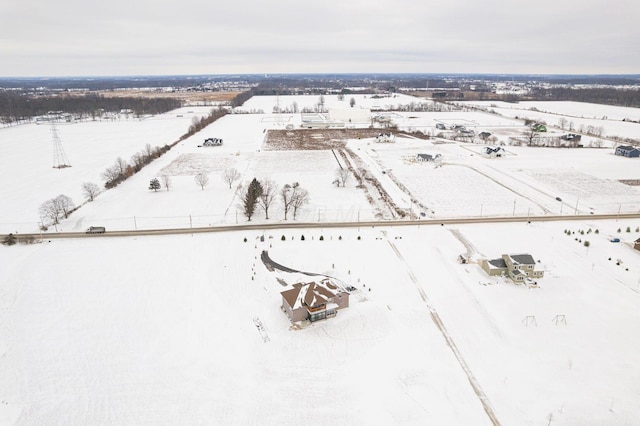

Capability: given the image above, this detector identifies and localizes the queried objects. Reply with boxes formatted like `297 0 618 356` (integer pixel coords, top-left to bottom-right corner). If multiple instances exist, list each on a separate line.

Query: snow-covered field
461 100 640 141
2 94 640 425
2 219 640 425
2 96 640 233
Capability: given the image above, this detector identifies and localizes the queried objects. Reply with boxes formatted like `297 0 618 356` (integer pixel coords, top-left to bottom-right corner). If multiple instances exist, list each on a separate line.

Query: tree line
0 92 182 125
529 87 640 109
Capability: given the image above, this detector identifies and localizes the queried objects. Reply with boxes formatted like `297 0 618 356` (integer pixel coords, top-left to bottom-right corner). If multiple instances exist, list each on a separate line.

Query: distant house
481 253 544 284
532 123 547 132
201 137 223 147
416 153 441 162
376 132 395 143
435 123 447 130
560 133 581 142
484 146 505 158
615 145 640 157
281 279 350 323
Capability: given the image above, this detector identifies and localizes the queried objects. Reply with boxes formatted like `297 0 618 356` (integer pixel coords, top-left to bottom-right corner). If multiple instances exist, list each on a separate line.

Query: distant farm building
301 113 345 129
416 153 441 162
200 137 223 147
615 145 640 158
483 146 505 158
481 254 544 284
280 279 349 323
376 132 396 143
532 123 547 132
561 133 582 143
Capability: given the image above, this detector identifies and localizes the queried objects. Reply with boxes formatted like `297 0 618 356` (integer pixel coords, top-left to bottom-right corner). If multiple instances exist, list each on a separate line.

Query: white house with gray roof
481 253 544 283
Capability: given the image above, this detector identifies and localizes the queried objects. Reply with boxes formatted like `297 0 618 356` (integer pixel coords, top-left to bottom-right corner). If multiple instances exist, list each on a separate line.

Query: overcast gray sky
1 0 638 76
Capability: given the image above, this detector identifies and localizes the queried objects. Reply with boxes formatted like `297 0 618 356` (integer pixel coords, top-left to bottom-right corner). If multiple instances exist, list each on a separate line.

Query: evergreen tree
243 178 263 221
149 178 161 192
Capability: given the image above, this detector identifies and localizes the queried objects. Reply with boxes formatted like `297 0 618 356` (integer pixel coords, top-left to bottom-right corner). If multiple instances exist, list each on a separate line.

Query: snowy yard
2 219 640 425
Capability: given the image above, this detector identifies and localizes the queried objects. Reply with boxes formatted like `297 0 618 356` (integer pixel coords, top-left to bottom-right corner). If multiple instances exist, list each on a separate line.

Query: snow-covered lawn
2 219 640 425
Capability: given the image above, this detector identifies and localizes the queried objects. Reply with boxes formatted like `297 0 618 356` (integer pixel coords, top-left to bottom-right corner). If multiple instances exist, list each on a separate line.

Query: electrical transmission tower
51 122 71 169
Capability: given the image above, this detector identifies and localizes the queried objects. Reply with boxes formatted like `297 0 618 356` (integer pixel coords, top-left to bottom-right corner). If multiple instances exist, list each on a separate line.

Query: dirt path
384 232 501 426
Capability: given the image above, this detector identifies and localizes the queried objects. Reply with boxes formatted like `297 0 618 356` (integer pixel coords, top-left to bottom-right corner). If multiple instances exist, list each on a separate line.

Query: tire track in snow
385 233 501 426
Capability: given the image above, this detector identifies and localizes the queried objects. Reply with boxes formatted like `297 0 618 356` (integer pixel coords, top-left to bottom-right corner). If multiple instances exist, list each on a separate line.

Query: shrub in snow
319 235 324 241
338 236 342 240
243 237 247 243
595 229 600 234
281 235 286 241
301 235 305 241
584 241 590 247
617 228 621 233
626 227 631 232
2 234 17 246
357 235 361 240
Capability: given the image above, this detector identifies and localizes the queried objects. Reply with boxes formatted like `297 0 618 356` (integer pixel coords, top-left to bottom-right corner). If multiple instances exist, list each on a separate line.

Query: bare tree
333 167 350 187
257 178 277 219
101 164 120 183
38 199 63 225
161 175 171 191
558 117 568 130
81 182 100 201
114 156 128 176
130 151 145 172
281 184 294 220
291 187 310 220
525 127 540 146
318 95 325 112
223 168 241 189
144 143 154 159
55 194 75 218
194 172 209 190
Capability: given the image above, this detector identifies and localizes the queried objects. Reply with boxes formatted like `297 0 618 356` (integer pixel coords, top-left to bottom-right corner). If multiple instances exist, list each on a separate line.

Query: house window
309 311 326 322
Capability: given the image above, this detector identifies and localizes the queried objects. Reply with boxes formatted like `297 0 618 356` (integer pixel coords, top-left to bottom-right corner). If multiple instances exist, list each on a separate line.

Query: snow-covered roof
508 254 536 265
281 280 342 310
487 258 507 269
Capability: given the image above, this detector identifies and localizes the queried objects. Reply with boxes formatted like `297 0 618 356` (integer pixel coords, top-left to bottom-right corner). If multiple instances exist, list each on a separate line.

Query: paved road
3 212 639 241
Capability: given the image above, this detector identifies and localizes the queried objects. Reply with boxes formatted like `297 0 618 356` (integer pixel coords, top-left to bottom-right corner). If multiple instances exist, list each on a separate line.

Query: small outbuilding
416 153 441 162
